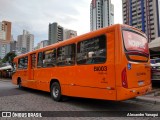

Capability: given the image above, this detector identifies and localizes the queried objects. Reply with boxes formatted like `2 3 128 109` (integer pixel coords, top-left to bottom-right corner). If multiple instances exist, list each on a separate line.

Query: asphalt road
0 80 160 120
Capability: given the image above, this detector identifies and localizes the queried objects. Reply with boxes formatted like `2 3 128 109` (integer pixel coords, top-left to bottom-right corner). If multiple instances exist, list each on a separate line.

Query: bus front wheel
51 82 62 102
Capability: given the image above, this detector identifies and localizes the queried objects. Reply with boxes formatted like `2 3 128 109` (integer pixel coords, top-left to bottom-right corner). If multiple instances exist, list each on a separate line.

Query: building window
77 35 106 65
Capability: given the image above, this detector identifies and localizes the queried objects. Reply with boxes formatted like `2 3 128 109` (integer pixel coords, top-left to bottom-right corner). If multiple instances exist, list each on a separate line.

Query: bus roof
14 24 146 59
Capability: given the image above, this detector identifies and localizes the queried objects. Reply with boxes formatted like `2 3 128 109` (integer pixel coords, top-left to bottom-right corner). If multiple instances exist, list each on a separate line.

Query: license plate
138 81 144 86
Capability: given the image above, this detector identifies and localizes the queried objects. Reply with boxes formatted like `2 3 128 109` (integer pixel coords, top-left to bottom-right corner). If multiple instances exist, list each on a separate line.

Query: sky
0 0 122 46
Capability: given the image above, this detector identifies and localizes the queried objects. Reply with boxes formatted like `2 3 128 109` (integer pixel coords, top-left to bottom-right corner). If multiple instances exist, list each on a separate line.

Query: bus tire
18 79 22 89
51 82 62 102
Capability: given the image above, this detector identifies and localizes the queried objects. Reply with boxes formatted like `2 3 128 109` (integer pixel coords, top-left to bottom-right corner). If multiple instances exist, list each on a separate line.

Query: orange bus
12 24 151 101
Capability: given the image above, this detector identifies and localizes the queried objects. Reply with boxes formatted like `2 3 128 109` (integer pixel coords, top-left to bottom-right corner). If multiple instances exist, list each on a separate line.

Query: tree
2 52 17 64
0 59 2 67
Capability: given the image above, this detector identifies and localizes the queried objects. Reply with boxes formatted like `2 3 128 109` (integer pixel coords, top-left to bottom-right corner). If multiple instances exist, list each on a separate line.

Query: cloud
0 0 89 46
0 0 122 47
111 0 122 24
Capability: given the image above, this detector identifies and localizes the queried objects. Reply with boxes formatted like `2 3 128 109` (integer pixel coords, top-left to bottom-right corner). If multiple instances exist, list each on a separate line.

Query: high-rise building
90 0 114 31
35 42 41 50
0 21 12 58
0 40 10 59
10 40 17 52
36 40 48 49
17 30 34 54
63 29 77 40
40 40 48 48
48 22 64 45
48 22 77 45
0 22 6 40
26 34 34 52
0 31 6 40
0 21 11 41
122 0 160 42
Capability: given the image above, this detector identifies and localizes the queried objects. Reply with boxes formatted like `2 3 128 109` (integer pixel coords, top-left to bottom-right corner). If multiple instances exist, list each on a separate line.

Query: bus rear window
123 30 149 54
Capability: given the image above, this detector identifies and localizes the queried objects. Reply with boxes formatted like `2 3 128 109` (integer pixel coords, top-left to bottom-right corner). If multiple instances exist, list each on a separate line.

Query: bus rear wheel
51 82 62 102
18 79 22 89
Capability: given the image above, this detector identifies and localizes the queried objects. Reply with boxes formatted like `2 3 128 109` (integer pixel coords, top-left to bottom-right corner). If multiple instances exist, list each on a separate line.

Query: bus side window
31 54 36 69
77 35 106 65
52 49 57 66
18 57 25 69
37 52 43 68
65 44 75 65
24 56 28 69
57 44 75 66
43 49 56 67
12 62 17 72
57 47 64 66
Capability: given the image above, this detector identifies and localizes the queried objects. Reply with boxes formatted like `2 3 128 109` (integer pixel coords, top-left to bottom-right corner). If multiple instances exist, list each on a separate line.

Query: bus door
17 57 28 87
28 53 36 88
70 32 116 99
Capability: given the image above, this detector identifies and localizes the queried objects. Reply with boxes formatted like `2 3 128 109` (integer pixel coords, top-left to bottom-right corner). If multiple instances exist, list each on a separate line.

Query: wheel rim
53 86 59 98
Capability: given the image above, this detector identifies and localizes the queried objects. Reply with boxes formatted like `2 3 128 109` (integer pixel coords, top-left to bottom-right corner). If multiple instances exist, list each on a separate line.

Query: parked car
151 63 160 81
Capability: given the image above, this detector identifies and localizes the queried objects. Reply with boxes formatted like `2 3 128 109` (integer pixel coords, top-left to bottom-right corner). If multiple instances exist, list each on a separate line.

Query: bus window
18 57 28 69
52 49 57 65
123 30 149 62
57 44 75 66
12 62 17 73
18 58 25 69
37 52 43 68
43 49 56 67
77 35 106 64
24 57 28 69
31 54 36 69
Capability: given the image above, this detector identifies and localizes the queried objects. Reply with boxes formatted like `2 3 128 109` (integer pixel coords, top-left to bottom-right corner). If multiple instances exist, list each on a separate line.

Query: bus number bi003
94 66 107 71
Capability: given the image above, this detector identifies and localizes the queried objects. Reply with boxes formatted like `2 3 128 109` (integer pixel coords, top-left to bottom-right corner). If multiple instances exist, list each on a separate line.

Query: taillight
122 68 128 88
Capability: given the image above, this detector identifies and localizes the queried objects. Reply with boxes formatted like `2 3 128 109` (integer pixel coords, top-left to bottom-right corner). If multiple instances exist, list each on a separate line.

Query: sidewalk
136 88 160 104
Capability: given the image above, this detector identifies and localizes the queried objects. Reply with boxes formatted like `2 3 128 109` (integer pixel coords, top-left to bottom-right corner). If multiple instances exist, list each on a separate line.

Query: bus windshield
123 30 149 54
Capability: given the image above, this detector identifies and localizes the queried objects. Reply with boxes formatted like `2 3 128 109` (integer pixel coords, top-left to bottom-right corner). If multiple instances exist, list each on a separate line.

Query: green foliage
0 59 2 67
2 52 17 64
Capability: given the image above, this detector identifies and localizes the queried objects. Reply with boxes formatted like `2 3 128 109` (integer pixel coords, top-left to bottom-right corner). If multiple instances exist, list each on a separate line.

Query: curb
135 96 160 104
146 88 160 95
